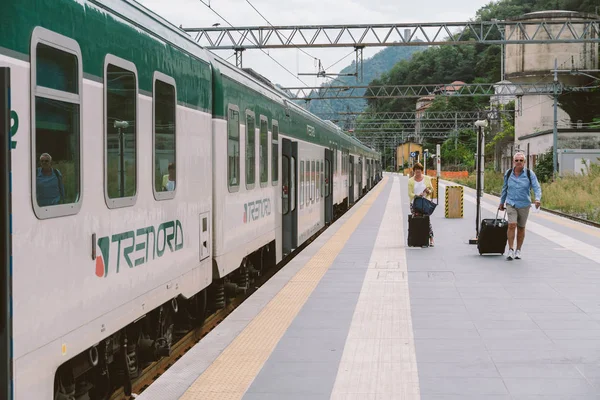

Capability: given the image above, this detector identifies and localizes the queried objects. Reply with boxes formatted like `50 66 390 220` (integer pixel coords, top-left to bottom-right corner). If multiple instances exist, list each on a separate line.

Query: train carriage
0 0 380 398
1 1 215 397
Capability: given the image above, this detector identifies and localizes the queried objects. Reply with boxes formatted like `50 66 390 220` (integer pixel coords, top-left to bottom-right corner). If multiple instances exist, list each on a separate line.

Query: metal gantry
350 120 475 131
356 131 458 139
334 111 509 119
184 20 600 49
283 82 559 100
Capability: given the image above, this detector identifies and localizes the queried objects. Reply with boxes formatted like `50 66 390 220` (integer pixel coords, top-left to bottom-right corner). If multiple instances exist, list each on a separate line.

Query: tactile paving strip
181 178 389 400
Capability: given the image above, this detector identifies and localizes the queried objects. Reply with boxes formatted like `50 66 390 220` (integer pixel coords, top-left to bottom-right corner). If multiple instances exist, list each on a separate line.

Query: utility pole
454 113 458 150
552 58 559 177
383 141 386 171
454 113 458 166
395 134 398 171
471 119 488 244
436 143 441 178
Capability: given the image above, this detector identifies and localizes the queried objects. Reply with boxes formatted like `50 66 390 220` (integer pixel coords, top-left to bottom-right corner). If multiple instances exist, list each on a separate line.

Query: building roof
519 128 600 140
433 81 465 94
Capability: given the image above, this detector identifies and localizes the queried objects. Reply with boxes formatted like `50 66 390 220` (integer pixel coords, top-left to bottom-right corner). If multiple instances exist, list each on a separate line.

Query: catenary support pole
552 58 558 176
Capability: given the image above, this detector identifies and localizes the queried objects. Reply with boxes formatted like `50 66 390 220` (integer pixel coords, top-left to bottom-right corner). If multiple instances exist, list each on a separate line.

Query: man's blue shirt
500 168 542 209
36 168 64 206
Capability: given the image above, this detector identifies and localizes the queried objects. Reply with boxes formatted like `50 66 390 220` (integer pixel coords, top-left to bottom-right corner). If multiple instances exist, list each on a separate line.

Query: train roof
92 0 379 157
123 0 377 157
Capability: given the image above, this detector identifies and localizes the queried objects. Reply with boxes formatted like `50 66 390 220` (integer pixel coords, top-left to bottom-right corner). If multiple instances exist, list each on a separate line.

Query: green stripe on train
0 0 211 111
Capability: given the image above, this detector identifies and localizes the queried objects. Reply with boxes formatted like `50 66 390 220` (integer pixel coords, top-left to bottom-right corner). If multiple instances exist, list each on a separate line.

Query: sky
136 0 494 88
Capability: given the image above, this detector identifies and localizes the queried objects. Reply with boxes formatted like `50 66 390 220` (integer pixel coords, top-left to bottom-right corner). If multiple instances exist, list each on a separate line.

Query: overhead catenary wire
241 0 340 116
195 0 312 88
195 0 348 117
244 0 318 62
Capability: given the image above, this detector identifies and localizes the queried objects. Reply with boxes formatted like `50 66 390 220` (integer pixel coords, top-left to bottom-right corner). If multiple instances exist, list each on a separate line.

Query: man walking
499 152 542 260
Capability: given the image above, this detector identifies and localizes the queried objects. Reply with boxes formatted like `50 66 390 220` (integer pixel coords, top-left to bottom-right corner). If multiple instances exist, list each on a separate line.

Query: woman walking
408 163 435 246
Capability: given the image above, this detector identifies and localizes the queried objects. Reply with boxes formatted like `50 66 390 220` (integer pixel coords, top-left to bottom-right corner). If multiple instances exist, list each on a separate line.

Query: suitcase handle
494 209 507 225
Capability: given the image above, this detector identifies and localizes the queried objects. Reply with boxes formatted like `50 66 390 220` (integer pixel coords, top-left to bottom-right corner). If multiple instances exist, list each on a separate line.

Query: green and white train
0 0 381 398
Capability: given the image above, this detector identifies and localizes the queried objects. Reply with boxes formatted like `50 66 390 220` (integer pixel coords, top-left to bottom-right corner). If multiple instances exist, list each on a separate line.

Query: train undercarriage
53 241 276 400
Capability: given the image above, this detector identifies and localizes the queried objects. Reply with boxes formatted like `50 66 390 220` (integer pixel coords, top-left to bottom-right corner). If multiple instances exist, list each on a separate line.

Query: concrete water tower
504 10 599 163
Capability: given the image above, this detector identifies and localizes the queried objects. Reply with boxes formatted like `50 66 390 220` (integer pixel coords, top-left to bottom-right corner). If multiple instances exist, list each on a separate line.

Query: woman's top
414 179 426 198
408 175 434 202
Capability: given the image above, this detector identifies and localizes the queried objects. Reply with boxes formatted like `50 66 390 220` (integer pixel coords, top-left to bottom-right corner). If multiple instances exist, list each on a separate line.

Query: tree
533 147 554 183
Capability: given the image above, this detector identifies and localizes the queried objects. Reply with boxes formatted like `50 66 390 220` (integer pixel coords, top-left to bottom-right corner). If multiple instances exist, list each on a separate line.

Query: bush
449 160 600 223
452 170 504 195
542 161 600 223
534 147 553 183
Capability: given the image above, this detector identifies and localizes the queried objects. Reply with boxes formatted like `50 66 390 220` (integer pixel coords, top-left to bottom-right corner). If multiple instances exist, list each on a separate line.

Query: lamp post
552 58 558 177
470 119 488 244
436 143 441 178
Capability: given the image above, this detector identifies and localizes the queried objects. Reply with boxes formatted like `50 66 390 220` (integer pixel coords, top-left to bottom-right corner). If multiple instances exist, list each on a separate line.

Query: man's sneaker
506 249 515 260
515 249 522 259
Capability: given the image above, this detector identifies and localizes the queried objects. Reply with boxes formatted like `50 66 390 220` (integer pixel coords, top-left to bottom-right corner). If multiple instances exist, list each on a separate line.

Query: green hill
295 45 427 120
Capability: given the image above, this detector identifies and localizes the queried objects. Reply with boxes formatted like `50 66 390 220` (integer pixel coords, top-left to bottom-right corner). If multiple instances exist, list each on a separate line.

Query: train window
153 73 176 200
311 160 315 203
321 161 324 197
300 161 304 208
316 161 320 201
325 160 330 196
104 55 138 208
282 155 289 215
333 147 337 176
31 28 83 219
307 160 311 202
272 121 279 185
304 161 311 205
246 111 255 189
344 153 348 174
315 161 320 201
259 116 268 186
290 157 296 211
227 105 240 191
308 160 312 203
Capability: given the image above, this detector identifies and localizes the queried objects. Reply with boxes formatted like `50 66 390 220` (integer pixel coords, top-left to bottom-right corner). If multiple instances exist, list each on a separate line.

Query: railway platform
138 173 600 400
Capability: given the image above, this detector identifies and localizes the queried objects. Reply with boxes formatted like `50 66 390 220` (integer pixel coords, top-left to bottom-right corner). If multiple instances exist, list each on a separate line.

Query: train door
1 67 12 400
324 148 333 224
349 155 354 204
282 138 297 256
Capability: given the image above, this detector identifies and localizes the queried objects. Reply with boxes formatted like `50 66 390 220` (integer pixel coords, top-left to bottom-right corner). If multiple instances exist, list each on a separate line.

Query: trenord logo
95 220 184 278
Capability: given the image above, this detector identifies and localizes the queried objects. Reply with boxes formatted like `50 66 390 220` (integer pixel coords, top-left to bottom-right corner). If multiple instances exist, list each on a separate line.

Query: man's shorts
506 204 530 228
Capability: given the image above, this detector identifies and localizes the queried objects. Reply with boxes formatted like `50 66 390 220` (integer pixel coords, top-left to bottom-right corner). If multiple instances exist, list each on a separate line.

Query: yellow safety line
181 177 389 400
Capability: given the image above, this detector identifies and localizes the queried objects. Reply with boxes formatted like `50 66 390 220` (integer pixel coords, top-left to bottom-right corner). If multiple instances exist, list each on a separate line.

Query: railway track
487 190 600 228
538 206 600 229
109 299 243 400
109 252 299 400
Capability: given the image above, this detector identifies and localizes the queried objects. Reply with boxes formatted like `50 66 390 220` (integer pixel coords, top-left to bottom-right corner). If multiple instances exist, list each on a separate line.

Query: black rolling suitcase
408 214 430 247
478 210 508 255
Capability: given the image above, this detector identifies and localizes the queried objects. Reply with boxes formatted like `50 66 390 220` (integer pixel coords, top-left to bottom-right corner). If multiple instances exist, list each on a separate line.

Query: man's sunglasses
514 159 524 162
